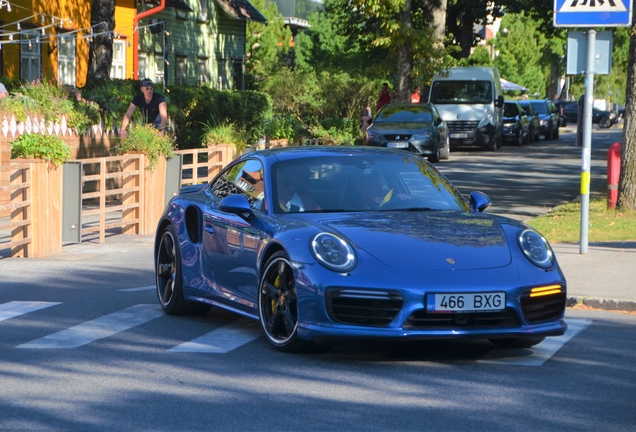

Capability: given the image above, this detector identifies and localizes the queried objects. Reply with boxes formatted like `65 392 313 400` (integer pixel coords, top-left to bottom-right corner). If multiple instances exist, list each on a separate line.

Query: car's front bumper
365 139 437 156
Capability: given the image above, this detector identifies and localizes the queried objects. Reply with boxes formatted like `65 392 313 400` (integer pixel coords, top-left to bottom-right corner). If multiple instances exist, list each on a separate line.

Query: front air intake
326 288 403 326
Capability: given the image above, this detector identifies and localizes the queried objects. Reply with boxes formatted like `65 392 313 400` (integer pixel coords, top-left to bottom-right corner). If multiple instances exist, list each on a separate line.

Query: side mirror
469 191 491 212
220 194 255 221
496 95 504 108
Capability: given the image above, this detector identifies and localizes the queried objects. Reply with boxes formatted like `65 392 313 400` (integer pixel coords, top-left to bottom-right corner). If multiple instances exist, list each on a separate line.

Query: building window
110 40 126 79
176 57 187 85
138 54 148 79
58 34 76 86
217 58 227 89
198 0 208 21
21 31 40 82
154 54 164 85
197 58 209 85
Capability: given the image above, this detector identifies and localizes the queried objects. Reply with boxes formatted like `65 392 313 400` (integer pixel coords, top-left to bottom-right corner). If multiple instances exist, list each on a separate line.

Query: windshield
272 154 469 214
376 106 434 123
430 80 492 104
528 101 549 114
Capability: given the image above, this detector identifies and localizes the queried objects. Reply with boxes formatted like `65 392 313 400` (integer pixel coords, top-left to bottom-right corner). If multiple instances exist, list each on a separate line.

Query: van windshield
430 80 492 104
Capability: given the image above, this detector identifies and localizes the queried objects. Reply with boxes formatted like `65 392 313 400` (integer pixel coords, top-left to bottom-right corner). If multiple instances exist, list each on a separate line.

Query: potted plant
117 123 176 171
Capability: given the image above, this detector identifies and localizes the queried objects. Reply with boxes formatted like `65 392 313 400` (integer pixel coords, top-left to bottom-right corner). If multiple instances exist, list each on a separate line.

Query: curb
567 296 636 313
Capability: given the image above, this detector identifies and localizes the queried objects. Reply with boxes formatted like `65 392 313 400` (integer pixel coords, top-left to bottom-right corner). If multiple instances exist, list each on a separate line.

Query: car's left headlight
310 233 357 272
412 132 432 140
517 229 554 268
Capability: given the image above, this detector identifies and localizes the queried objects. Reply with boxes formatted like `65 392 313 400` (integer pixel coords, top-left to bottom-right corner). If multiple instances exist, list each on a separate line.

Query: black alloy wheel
598 117 611 129
156 225 209 315
258 252 313 352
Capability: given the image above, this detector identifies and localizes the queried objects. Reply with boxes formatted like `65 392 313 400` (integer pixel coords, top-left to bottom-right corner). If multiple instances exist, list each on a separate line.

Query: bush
10 133 71 167
81 78 139 129
117 123 176 171
201 121 248 153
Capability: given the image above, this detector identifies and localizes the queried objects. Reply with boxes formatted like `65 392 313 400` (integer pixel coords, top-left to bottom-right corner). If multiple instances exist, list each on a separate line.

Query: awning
215 0 267 22
500 78 528 92
143 0 194 12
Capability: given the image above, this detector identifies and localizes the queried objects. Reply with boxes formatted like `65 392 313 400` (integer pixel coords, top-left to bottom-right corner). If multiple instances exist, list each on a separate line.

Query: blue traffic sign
554 0 633 27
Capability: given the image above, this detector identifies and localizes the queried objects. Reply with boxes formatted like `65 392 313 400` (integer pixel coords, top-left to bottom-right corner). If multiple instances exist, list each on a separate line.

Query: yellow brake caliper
271 274 280 314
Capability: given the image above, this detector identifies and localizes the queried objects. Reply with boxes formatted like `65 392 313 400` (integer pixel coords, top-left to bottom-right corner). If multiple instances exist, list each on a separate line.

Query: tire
258 252 313 352
527 126 534 144
156 225 210 315
486 134 498 151
440 137 451 160
599 117 611 129
545 123 553 141
554 125 559 139
428 143 441 163
518 129 525 146
488 337 545 349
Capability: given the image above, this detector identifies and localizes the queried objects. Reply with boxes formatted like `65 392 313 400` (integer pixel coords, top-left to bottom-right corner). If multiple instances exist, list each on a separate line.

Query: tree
618 14 636 210
87 0 116 81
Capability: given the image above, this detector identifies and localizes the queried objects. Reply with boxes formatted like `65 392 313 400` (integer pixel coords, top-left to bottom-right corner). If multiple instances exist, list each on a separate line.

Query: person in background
376 82 393 112
0 83 8 99
120 78 168 139
411 86 421 104
360 99 373 133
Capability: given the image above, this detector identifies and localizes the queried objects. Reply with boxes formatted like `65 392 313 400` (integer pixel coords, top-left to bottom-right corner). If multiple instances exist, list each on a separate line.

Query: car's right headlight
366 131 381 140
310 233 357 273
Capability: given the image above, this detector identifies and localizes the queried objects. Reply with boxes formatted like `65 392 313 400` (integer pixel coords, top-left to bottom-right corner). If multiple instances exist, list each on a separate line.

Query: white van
428 67 504 151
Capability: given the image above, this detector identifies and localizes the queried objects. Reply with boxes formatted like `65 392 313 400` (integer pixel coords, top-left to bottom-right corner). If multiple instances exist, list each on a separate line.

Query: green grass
527 197 636 244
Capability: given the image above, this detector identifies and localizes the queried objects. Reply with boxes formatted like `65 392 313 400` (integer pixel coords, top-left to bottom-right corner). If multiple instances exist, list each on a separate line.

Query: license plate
450 133 468 139
426 292 505 313
387 142 408 148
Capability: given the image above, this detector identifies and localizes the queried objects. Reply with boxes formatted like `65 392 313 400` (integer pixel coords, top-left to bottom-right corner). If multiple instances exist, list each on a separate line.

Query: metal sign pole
579 29 596 254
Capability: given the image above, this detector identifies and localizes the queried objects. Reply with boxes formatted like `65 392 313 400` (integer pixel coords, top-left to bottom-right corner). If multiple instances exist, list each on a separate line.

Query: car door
203 158 268 309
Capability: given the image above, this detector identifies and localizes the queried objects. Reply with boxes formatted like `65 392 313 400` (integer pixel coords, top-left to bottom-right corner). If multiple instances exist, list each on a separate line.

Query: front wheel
598 117 611 129
428 143 441 163
440 137 451 160
258 252 313 352
488 337 545 349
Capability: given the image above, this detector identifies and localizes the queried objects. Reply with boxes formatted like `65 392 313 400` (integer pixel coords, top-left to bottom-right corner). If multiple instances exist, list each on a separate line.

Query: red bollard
607 142 621 209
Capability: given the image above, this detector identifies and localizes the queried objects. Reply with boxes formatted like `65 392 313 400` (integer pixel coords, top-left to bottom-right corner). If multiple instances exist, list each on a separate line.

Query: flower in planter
10 133 71 168
117 123 176 171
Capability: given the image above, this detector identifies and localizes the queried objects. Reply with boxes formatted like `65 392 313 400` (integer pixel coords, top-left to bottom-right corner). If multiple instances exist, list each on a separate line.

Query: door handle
204 225 215 234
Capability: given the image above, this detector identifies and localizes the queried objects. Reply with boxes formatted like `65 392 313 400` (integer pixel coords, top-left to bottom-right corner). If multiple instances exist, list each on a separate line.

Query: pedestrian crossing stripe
169 318 262 353
17 304 163 349
0 301 61 322
559 0 628 13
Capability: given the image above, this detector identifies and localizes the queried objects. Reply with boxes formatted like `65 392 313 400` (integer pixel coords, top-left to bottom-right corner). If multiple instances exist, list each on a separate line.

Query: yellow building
0 0 135 87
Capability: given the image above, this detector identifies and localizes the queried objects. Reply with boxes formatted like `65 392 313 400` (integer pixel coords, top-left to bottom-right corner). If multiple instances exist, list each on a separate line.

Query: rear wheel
156 225 210 315
489 337 545 349
258 252 314 353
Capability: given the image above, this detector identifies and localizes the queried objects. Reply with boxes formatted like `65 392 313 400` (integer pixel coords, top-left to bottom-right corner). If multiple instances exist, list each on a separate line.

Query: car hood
315 211 512 270
435 105 488 122
370 122 432 132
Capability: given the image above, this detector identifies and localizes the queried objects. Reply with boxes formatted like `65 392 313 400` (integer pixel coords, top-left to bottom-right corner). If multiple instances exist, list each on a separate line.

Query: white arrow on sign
559 0 627 12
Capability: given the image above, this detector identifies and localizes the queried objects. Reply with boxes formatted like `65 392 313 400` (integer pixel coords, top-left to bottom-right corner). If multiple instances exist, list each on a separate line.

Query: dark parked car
519 102 541 142
155 146 567 352
502 101 530 145
518 99 560 140
561 101 619 129
364 103 450 162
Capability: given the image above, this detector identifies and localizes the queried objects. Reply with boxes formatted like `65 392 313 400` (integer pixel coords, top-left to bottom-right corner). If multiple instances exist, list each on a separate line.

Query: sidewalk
552 241 636 312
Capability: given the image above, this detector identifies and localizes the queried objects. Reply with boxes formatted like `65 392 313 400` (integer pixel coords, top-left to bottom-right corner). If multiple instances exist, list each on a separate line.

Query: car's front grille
520 291 566 324
447 120 479 132
383 134 412 140
404 309 520 330
326 288 403 326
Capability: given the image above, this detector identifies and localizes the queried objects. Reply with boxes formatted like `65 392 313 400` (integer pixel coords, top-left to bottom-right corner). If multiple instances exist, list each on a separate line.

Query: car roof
240 145 421 164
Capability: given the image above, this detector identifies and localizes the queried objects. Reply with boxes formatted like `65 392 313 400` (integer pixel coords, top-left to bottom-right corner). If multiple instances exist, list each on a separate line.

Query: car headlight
540 119 547 126
366 131 381 140
310 233 357 272
517 229 554 269
412 132 432 140
477 110 493 128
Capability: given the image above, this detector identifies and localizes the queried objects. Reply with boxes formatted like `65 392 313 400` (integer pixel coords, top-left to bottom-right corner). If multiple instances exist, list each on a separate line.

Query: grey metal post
580 29 596 254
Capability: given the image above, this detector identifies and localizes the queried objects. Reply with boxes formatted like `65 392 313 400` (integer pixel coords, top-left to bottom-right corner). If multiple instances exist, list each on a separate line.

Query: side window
210 159 265 211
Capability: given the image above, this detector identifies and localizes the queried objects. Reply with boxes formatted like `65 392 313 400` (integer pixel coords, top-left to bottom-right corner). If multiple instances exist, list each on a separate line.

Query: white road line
478 318 591 366
17 304 163 349
118 285 155 292
169 318 262 353
0 301 62 322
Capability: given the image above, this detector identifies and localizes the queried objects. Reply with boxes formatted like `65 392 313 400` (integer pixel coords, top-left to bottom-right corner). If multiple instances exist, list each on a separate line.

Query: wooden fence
0 145 236 258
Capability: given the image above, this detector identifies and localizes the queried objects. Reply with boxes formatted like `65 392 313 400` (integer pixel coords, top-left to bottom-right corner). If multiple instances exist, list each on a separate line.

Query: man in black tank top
119 78 168 138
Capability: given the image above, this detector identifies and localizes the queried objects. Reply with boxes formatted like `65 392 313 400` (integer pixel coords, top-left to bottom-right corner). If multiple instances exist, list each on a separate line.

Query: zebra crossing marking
17 304 163 349
169 317 262 353
0 301 61 322
478 319 591 366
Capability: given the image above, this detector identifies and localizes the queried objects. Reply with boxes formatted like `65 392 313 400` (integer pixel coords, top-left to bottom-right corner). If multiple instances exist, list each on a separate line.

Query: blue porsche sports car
155 146 567 352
